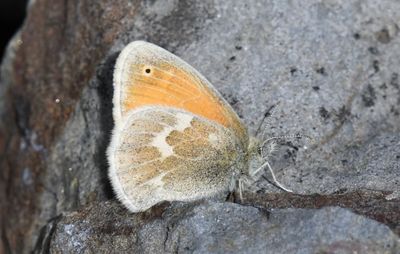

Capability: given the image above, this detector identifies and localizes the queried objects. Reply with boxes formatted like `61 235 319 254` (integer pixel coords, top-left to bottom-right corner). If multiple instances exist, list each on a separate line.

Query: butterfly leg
251 159 293 193
237 175 257 200
238 178 244 201
264 160 293 193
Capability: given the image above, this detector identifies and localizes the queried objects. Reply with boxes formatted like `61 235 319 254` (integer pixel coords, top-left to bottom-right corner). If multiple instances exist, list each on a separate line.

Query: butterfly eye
144 67 152 74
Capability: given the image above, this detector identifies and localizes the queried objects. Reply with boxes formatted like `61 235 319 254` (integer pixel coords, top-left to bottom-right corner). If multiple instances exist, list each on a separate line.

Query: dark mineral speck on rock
1 0 400 253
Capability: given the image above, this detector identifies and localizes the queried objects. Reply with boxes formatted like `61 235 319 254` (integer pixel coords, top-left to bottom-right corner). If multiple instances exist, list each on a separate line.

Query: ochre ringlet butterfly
108 41 290 212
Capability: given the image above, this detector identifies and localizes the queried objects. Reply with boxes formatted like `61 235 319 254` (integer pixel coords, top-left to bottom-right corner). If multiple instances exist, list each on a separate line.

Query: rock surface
0 0 399 253
45 201 399 254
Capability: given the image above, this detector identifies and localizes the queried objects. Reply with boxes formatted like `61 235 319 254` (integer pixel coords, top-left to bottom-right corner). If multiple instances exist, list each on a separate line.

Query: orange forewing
125 63 228 125
116 44 248 146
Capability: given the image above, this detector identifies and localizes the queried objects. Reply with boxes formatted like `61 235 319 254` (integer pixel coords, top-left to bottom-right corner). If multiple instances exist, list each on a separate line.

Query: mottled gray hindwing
107 106 246 212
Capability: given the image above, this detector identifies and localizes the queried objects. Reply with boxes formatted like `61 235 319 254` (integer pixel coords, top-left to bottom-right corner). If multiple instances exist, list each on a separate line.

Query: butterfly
107 41 292 213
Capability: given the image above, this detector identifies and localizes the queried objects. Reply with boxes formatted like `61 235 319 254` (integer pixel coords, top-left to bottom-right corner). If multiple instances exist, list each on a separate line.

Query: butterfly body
108 41 250 212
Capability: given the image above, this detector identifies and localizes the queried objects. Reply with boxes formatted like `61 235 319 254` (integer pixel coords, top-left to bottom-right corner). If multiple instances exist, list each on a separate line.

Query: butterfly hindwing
108 107 246 212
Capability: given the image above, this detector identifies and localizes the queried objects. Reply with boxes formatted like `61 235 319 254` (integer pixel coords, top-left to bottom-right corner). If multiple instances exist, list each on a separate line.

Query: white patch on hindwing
151 112 194 159
151 127 174 158
208 133 218 145
175 112 193 131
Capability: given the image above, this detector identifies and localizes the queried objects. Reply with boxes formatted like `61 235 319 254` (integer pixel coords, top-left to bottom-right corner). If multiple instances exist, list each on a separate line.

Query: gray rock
1 0 400 253
47 201 399 253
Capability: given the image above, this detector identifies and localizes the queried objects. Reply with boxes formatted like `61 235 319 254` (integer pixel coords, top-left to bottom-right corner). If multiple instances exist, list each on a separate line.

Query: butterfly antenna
255 102 281 137
260 134 313 157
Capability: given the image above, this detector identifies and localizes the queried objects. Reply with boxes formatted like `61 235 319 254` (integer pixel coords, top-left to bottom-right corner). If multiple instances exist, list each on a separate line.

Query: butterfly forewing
113 41 248 148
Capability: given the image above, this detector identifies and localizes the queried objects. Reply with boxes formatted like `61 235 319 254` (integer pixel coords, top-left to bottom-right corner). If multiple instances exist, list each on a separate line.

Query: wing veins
133 73 197 97
128 83 181 101
150 65 204 95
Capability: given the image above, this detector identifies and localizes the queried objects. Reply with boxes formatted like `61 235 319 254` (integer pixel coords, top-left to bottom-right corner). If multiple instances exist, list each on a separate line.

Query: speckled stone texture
0 0 399 253
48 201 399 254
